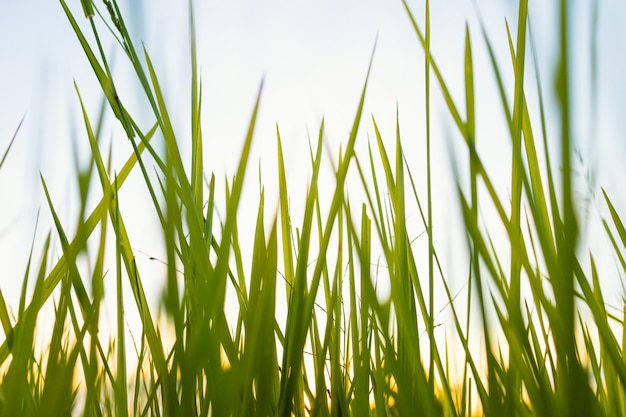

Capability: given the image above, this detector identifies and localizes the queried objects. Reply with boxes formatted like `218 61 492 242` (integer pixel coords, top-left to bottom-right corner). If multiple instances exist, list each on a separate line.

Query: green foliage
0 0 622 416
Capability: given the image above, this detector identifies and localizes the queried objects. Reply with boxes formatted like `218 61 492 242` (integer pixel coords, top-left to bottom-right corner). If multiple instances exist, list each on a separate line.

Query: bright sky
1 0 626 337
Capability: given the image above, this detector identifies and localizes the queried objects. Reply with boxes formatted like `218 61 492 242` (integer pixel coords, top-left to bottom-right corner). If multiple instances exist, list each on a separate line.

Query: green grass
0 0 623 416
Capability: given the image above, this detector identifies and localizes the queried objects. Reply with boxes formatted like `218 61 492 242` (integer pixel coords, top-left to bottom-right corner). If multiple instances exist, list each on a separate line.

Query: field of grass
1 0 625 416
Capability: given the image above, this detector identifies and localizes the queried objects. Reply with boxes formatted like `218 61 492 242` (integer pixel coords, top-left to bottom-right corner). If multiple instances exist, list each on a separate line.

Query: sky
1 0 626 337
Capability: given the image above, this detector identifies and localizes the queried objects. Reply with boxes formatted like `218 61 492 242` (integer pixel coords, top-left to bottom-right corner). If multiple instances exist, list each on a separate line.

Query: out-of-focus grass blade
240 192 280 416
0 290 13 352
37 277 74 417
40 176 91 313
190 0 203 214
0 115 23 172
603 189 626 252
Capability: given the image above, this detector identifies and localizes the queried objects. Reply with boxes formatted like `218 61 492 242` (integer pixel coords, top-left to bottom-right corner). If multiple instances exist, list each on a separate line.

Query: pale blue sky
1 0 626 316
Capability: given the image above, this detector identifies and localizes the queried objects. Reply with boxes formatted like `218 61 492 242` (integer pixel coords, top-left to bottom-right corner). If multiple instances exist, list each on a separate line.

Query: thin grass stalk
503 2 529 414
114 175 129 417
424 0 436 394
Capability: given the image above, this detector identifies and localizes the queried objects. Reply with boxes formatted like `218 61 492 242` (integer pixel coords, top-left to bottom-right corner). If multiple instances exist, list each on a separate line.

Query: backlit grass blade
0 291 13 353
506 0 528 334
80 0 94 17
602 189 626 253
424 0 436 390
353 204 373 416
105 0 163 120
502 3 529 414
402 0 466 137
365 139 391 244
37 275 75 417
189 0 203 214
276 126 296 296
476 11 558 274
239 192 280 416
0 116 23 172
113 175 129 417
40 176 91 315
59 0 135 138
551 2 590 415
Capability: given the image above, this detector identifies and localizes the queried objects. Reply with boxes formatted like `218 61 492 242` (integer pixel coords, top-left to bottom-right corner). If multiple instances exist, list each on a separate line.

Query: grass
0 0 624 416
